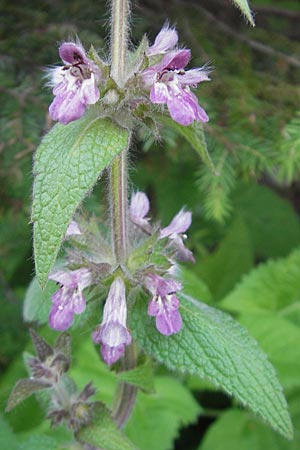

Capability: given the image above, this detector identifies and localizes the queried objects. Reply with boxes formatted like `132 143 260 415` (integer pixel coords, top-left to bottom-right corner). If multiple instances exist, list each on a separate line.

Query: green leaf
196 215 254 300
160 116 216 174
23 277 56 324
117 358 155 392
231 0 255 26
130 293 293 439
200 409 299 450
126 376 201 450
220 248 300 319
32 116 130 287
233 183 300 259
78 403 138 450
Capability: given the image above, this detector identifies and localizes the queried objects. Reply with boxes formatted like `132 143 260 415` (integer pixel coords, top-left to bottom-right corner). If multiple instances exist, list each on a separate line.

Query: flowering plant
5 1 294 449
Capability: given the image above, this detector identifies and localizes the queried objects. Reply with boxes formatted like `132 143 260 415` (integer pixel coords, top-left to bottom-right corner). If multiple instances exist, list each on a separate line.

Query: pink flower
48 268 92 331
48 42 100 125
144 273 183 335
142 45 210 126
92 278 131 366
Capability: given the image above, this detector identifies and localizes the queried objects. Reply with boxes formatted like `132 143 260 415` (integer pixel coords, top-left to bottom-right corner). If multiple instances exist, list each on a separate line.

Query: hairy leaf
117 359 155 392
32 115 129 287
130 293 293 439
6 378 51 412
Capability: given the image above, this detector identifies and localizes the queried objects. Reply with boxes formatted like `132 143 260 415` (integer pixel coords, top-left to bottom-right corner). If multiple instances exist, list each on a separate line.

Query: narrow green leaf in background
231 0 255 26
32 115 130 287
130 293 293 439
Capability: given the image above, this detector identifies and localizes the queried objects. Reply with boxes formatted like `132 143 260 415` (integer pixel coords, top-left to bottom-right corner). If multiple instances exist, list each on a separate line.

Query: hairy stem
109 0 137 428
110 150 129 262
110 0 130 86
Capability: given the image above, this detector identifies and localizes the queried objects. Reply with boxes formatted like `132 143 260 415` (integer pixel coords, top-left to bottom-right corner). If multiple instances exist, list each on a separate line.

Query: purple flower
129 191 151 230
160 210 195 262
92 278 131 366
147 24 178 56
142 48 209 126
48 42 100 125
145 273 183 335
48 268 92 331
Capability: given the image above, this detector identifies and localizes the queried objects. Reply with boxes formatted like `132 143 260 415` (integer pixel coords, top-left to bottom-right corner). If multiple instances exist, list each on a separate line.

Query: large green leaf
32 115 130 287
231 0 255 26
130 293 293 439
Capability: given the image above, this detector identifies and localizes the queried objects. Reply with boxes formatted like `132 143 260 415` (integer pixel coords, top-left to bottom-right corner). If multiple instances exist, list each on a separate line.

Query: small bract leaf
231 0 255 26
30 329 53 361
117 359 155 392
32 115 130 287
6 378 51 412
130 293 293 439
160 115 216 174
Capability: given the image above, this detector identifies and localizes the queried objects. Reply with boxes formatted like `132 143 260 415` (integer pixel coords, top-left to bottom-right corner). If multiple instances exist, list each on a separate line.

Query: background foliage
1 0 300 448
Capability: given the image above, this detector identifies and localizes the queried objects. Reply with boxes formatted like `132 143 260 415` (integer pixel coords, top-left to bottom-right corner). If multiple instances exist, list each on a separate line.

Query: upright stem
109 0 137 428
110 150 128 262
110 0 129 86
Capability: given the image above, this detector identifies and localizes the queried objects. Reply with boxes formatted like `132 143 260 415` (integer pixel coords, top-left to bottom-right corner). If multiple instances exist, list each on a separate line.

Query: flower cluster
142 25 210 126
47 25 209 126
47 191 194 366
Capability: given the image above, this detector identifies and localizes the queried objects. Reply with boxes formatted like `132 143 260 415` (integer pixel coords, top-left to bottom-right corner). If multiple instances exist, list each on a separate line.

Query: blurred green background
1 0 300 449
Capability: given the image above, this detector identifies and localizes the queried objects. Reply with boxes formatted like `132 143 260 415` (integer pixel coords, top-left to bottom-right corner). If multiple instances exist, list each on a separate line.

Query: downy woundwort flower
142 27 210 126
160 209 195 262
49 268 92 331
48 42 100 125
92 277 131 366
144 273 183 335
